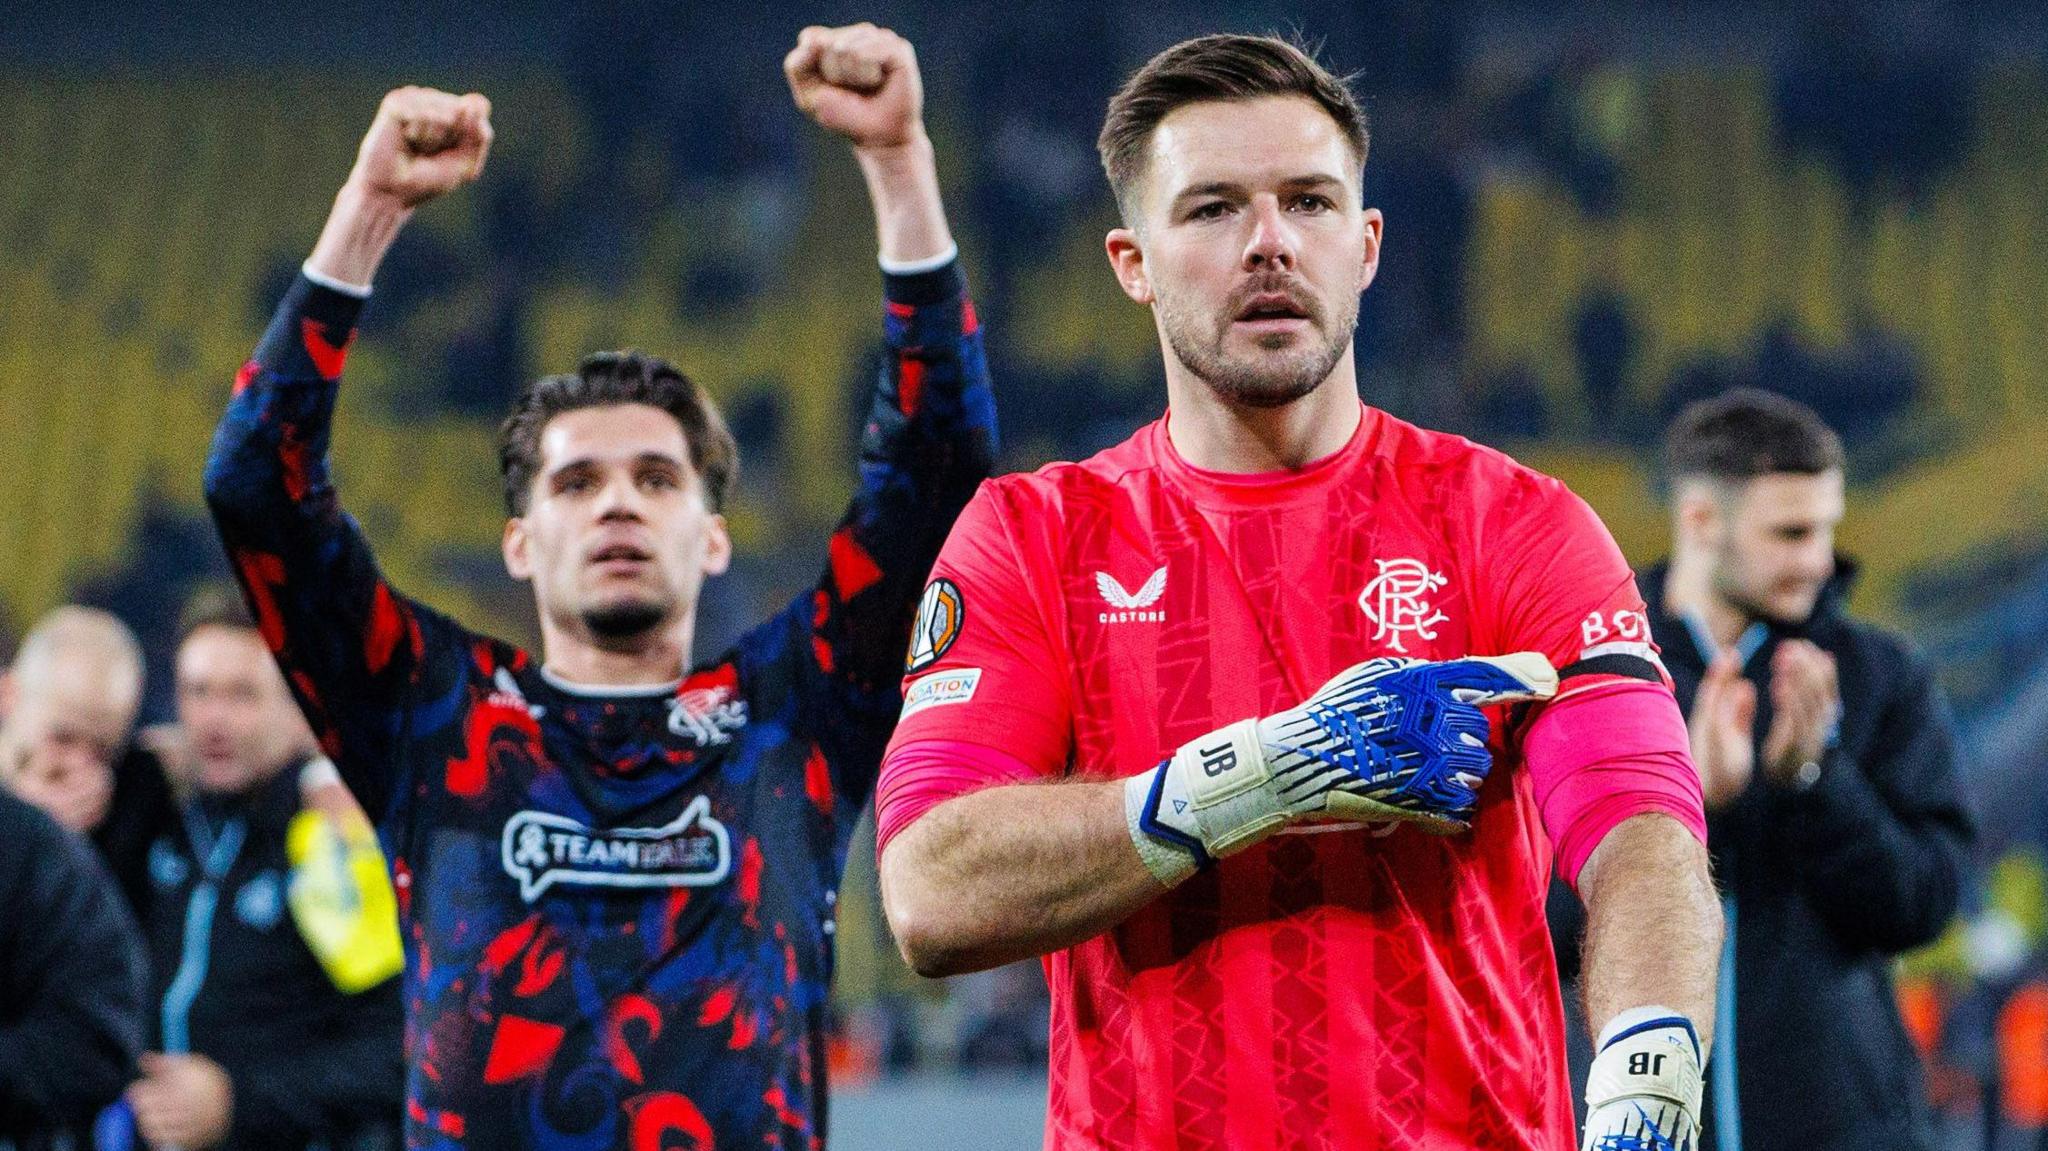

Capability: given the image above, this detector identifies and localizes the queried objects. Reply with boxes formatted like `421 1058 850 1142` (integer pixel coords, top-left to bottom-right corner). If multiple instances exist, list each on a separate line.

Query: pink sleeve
1522 679 1707 890
885 482 1073 772
1481 473 1671 697
874 738 1042 858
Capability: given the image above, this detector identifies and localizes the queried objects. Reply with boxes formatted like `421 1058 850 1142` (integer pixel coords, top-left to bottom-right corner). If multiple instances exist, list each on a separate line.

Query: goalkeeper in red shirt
875 34 1721 1151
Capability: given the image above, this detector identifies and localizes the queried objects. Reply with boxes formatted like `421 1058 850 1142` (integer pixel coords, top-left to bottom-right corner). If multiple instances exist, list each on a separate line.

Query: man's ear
1674 483 1727 552
700 515 732 578
1358 207 1384 294
502 517 533 581
0 669 16 722
1105 228 1153 305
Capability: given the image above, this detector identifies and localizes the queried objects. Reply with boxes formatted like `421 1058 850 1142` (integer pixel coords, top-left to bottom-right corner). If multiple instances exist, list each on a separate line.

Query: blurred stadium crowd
3 0 2047 1147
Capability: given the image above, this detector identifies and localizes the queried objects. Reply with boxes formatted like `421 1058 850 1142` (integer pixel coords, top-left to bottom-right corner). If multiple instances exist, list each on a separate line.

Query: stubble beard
1158 279 1360 410
1711 555 1815 630
581 595 672 644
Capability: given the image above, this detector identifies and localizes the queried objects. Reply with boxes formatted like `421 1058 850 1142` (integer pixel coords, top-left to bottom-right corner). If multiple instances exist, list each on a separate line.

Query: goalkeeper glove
1581 1008 1704 1151
1124 652 1556 884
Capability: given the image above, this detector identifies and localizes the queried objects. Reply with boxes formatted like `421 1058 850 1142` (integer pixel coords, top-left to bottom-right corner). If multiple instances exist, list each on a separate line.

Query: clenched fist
348 86 493 209
784 24 923 151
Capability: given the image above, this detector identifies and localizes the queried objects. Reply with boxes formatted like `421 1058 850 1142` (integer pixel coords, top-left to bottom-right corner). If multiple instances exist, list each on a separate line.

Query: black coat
91 746 178 919
140 764 404 1151
1555 560 1975 1150
0 789 147 1150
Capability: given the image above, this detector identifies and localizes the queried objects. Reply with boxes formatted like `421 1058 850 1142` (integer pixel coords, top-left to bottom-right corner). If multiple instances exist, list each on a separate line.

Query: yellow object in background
285 806 405 993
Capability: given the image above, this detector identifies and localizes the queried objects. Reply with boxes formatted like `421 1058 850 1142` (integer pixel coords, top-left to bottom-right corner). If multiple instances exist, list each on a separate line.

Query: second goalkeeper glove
1124 652 1556 884
1581 1007 1704 1151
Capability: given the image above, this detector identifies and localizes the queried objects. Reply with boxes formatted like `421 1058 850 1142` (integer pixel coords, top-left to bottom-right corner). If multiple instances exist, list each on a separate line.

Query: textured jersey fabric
206 263 994 1150
883 406 1695 1150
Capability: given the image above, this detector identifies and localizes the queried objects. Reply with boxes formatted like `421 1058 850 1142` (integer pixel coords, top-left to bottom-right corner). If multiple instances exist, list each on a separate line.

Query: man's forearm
306 182 412 288
856 130 954 266
879 777 1164 977
1577 812 1722 1049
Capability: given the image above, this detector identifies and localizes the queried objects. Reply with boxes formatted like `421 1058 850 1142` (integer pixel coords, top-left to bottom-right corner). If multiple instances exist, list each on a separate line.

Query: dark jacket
1555 560 1975 1150
0 789 147 1150
91 746 178 919
140 763 403 1151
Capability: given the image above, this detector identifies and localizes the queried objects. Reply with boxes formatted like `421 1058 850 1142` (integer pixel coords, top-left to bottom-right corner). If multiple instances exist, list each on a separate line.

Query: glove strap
1125 761 1206 886
1174 718 1289 855
1585 1007 1704 1117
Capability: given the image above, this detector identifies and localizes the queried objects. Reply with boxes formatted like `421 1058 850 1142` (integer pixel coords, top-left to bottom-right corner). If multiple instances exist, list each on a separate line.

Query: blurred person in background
101 591 404 1151
0 606 179 915
0 786 148 1151
204 22 994 1150
1558 387 1974 1151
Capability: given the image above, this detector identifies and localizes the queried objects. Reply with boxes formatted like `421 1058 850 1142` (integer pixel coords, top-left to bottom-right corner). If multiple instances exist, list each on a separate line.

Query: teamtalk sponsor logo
502 797 730 902
907 578 965 672
668 684 748 747
1096 567 1166 623
1359 558 1449 653
901 668 982 719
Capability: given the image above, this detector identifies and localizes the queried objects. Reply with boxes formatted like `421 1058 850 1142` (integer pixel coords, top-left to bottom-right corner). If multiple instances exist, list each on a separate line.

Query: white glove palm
1582 1010 1704 1151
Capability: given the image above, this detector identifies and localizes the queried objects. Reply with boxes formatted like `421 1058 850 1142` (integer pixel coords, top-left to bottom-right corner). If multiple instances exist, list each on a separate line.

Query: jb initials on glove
1581 1007 1705 1151
1124 652 1556 884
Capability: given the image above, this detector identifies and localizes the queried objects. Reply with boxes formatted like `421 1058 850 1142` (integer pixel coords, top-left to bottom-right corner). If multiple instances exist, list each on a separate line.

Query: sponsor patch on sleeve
906 578 965 672
901 667 982 718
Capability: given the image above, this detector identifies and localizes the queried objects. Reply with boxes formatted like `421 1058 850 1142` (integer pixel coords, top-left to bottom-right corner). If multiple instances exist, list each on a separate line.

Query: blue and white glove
1582 1008 1704 1151
1124 652 1556 884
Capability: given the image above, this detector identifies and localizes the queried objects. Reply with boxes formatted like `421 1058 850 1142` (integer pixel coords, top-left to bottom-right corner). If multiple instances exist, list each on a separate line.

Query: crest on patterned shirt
1358 558 1450 653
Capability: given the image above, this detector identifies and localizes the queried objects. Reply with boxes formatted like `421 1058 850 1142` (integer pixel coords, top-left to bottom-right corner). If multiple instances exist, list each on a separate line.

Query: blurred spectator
1775 0 1970 213
0 787 148 1150
1573 284 1635 439
103 593 404 1151
1561 388 1972 1150
0 607 177 913
953 962 1050 1072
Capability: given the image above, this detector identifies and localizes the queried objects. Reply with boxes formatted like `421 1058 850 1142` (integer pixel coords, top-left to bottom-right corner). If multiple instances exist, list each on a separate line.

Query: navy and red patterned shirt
205 262 995 1150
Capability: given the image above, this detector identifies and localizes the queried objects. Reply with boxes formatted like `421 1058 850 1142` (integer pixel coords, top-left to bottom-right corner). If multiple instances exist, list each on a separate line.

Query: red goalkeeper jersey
887 406 1688 1150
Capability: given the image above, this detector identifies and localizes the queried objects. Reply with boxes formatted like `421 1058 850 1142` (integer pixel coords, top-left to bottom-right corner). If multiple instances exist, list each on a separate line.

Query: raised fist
349 86 493 209
784 23 923 151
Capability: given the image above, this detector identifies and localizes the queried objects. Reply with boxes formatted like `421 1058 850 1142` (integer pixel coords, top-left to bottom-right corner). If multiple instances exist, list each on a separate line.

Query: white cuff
297 755 343 790
301 261 373 299
1596 1004 1691 1050
879 243 959 277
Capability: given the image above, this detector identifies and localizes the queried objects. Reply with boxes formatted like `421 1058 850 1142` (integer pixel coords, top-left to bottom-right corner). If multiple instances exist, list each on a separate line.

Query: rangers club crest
1359 558 1449 653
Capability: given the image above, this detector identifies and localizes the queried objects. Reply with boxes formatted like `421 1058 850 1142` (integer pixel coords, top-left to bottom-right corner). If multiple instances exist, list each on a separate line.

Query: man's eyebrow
545 449 687 477
1278 173 1346 191
1170 173 1348 206
1171 180 1245 205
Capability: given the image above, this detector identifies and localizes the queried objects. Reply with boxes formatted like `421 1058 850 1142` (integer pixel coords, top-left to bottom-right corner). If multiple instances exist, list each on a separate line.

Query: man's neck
540 618 693 689
1661 557 1751 652
1162 357 1364 474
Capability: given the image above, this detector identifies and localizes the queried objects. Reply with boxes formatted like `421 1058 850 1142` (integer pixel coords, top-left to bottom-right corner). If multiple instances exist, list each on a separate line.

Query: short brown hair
1097 34 1369 220
498 350 738 516
179 584 257 642
1664 388 1845 486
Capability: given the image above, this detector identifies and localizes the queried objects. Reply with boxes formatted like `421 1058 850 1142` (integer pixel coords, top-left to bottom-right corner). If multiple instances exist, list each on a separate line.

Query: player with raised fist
207 25 994 1150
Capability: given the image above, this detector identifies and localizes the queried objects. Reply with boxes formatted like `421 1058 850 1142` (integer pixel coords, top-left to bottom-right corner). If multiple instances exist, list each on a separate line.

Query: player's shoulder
1375 409 1578 513
975 422 1164 524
